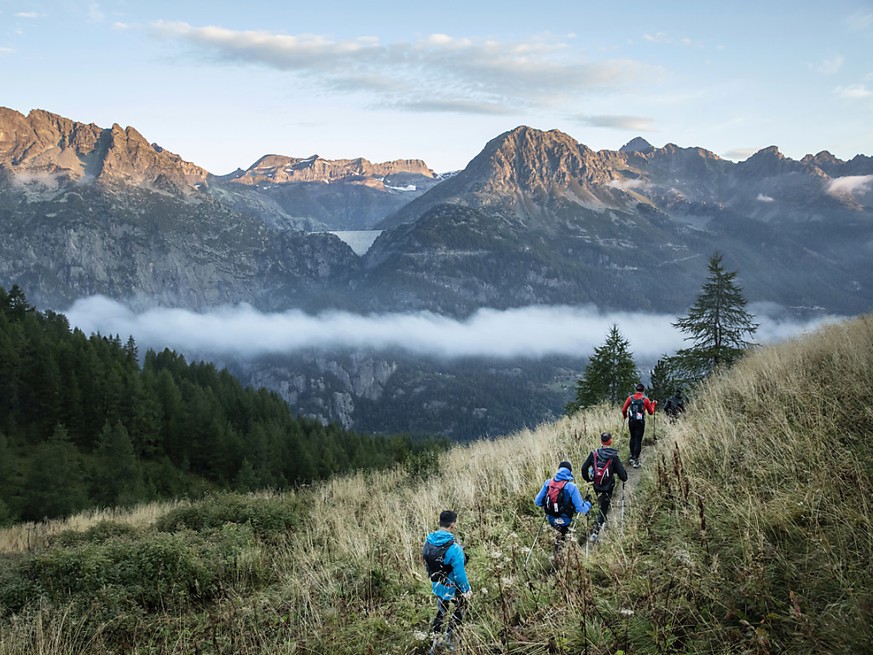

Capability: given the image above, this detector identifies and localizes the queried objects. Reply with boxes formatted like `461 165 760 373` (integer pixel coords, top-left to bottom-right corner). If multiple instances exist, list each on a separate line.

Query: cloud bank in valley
64 297 839 363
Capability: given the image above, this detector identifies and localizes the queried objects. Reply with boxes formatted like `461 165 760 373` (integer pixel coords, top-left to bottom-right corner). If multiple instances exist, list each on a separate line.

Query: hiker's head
600 432 613 446
558 460 572 472
675 388 683 396
439 510 458 529
636 383 645 392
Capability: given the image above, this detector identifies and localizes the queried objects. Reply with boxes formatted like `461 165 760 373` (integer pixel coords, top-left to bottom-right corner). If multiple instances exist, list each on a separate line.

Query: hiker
423 510 472 654
534 461 593 553
581 432 628 542
622 383 657 467
664 388 685 422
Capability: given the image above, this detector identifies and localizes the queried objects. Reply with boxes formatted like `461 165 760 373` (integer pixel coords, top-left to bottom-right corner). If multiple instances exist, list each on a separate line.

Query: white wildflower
413 630 429 641
501 576 514 587
620 608 635 617
489 549 503 560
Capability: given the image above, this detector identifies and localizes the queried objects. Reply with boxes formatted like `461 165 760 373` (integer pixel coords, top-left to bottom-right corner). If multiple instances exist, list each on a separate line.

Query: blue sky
2 0 872 174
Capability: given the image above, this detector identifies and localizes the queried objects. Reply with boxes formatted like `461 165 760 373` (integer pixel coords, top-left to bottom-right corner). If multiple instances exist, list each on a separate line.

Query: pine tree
565 324 639 414
92 421 145 507
672 252 758 380
21 425 88 520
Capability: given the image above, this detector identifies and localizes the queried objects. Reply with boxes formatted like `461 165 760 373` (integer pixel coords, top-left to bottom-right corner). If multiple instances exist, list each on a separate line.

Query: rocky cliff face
0 108 209 193
220 153 442 230
366 125 873 316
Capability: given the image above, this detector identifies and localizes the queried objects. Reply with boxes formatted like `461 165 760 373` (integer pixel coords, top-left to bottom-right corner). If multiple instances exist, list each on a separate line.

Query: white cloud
811 55 844 75
62 298 837 363
846 12 873 30
609 178 651 191
88 2 105 22
14 11 41 18
147 22 654 114
835 83 872 99
574 114 655 131
827 175 873 197
0 46 13 55
721 147 760 161
756 193 775 202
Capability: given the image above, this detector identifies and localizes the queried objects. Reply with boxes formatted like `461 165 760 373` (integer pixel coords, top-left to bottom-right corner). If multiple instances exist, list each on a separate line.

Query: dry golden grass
1 315 871 654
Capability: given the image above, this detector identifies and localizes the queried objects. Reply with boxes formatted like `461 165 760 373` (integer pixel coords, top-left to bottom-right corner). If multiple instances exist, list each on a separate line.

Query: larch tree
566 323 639 415
672 252 758 381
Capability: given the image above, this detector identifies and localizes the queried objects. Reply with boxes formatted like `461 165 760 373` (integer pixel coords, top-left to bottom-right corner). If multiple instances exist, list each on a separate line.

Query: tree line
566 252 759 413
0 285 441 524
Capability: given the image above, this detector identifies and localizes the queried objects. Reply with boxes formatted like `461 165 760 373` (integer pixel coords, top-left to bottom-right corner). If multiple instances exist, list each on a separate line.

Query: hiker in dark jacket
581 432 628 541
534 461 592 552
664 389 685 422
423 510 471 654
622 383 657 467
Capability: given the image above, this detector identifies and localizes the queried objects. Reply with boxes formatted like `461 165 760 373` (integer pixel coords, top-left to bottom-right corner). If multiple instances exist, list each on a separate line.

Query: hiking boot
588 530 599 543
633 459 641 468
628 458 635 466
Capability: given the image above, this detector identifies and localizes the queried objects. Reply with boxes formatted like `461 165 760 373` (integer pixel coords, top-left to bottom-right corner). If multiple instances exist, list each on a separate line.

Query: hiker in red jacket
622 383 657 468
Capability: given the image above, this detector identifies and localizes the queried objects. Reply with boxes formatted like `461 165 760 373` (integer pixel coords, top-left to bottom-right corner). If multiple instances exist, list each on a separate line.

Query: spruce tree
21 425 88 520
672 252 758 380
566 324 639 414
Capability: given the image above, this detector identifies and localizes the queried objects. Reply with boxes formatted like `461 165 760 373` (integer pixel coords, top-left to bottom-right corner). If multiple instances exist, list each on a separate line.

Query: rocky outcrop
0 108 209 193
227 154 435 186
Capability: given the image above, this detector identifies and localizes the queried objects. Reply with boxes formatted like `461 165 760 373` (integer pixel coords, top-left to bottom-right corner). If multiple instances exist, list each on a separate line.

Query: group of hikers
422 384 686 653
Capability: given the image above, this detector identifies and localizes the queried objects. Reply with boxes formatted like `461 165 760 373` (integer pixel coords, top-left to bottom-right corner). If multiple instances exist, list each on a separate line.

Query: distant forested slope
0 285 435 523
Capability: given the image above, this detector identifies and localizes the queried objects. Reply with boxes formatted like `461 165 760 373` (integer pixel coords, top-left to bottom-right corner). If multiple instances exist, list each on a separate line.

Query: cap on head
558 460 572 472
600 431 613 445
636 383 645 392
439 510 458 528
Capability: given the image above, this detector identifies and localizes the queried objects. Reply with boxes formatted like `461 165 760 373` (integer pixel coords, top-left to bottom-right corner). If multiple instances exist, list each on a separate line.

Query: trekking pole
620 482 626 529
523 515 547 570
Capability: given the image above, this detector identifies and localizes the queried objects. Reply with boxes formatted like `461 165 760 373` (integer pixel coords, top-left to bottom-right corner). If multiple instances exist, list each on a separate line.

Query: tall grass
0 316 870 654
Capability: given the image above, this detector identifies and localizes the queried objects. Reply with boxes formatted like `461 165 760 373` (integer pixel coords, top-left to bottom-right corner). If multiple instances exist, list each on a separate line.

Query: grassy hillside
0 315 870 654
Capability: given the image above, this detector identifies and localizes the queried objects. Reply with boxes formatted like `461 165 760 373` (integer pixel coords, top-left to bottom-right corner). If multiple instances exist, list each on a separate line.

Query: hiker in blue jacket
534 461 592 553
423 510 471 654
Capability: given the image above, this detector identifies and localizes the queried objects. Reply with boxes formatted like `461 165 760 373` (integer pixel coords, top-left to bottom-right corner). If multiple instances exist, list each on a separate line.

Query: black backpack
628 395 646 423
543 479 572 517
422 539 455 583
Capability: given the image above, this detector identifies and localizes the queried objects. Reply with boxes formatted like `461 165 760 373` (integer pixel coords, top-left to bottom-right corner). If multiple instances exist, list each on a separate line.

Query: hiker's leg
597 490 612 527
432 597 449 634
629 422 644 460
552 525 569 554
449 596 466 631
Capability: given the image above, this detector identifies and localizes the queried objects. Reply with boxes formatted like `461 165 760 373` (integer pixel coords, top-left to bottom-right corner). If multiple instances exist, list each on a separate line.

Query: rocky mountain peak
620 136 654 153
466 125 615 196
0 107 209 193
227 153 436 187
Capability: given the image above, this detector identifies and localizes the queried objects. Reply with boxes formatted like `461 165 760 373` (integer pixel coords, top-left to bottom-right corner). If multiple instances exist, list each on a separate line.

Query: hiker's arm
580 452 594 481
449 545 471 592
569 483 591 515
621 396 631 417
647 398 657 414
615 456 628 482
533 481 548 506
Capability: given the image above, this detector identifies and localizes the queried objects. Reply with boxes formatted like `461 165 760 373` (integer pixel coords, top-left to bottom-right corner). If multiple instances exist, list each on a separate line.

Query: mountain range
2 106 872 435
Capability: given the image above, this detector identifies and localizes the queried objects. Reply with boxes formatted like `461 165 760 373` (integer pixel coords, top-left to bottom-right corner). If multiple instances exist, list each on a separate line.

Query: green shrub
154 493 303 538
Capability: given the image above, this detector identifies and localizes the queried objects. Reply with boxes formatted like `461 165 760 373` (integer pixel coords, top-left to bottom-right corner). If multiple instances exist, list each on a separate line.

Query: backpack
592 450 614 488
422 539 455 583
628 395 646 422
543 479 572 517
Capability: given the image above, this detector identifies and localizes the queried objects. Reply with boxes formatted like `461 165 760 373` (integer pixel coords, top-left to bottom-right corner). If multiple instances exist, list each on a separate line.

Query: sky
2 1 873 174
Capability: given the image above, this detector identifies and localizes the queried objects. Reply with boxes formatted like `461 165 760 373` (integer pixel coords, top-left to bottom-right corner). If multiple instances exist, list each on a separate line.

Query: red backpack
592 451 613 488
544 479 571 516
